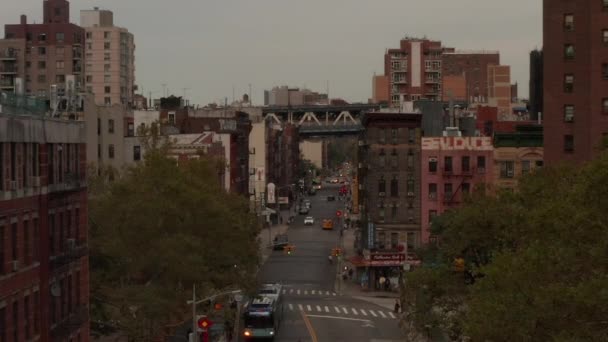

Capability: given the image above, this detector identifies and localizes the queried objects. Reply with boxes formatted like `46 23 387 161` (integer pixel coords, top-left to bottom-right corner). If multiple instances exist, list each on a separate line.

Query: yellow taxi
322 219 334 230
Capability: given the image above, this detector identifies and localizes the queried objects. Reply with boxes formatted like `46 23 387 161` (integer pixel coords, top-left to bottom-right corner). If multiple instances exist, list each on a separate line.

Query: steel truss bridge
262 104 382 136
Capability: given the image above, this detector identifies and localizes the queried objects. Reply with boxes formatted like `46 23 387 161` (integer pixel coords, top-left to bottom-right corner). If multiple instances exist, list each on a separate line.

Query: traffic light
283 244 294 255
331 248 342 257
213 302 223 311
197 316 213 330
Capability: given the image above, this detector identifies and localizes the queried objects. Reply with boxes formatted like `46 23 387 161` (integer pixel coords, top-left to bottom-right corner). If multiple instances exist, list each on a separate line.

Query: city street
251 184 404 342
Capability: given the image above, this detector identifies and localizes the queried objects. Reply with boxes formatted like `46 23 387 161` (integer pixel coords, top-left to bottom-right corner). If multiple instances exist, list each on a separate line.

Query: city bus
243 284 283 340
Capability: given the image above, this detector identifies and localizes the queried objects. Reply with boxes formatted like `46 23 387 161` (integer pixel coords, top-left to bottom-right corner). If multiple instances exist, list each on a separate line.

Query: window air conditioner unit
507 170 514 177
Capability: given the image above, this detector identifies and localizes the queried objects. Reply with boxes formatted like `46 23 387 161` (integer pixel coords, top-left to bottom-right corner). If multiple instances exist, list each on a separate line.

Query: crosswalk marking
298 304 303 311
304 290 308 295
324 306 330 313
360 309 367 316
388 312 396 319
332 292 336 296
297 289 300 295
287 303 395 320
342 307 348 314
378 311 387 318
369 310 378 317
334 307 341 314
312 290 316 295
351 308 358 315
325 291 330 295
307 305 312 311
316 305 322 312
289 289 294 294
289 304 294 310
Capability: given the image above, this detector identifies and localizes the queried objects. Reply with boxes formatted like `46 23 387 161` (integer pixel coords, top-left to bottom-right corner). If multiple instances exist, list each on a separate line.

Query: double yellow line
300 310 319 342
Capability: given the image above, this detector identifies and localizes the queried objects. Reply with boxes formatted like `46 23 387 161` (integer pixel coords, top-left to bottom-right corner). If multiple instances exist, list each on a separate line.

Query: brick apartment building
420 136 494 243
267 123 300 201
441 50 500 102
0 113 89 341
384 38 451 106
356 111 422 290
543 0 608 164
493 125 544 190
3 0 85 97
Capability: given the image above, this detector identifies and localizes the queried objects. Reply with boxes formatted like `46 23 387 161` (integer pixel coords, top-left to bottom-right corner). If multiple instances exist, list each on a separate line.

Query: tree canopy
402 154 608 341
89 145 260 340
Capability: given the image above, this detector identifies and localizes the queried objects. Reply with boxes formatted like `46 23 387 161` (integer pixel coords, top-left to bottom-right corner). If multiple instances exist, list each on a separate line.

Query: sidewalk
258 210 291 264
337 227 400 310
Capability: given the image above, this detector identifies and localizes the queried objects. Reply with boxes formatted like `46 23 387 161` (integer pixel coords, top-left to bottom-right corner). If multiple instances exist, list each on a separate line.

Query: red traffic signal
214 302 223 310
336 210 342 217
197 316 213 329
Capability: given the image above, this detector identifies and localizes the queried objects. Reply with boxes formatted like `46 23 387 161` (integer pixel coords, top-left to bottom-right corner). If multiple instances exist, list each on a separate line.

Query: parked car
327 195 335 201
273 234 289 250
304 216 315 225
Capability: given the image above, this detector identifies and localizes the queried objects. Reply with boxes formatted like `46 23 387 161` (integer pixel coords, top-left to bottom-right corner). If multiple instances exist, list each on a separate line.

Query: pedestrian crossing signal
284 244 295 255
332 248 343 257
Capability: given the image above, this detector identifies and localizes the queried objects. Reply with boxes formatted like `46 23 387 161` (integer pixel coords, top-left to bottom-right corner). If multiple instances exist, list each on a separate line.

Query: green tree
402 156 608 341
89 146 260 340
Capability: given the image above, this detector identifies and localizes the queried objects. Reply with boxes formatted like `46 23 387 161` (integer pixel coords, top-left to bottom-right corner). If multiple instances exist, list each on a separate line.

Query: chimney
20 15 27 25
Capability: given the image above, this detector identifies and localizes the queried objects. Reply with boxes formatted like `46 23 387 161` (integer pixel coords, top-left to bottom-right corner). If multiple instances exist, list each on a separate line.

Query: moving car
322 219 334 230
304 216 315 225
308 188 317 196
298 206 309 215
272 234 289 250
303 199 312 209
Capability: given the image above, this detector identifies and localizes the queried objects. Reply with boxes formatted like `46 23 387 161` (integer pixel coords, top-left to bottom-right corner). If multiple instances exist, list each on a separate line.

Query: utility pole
249 83 252 105
191 284 197 342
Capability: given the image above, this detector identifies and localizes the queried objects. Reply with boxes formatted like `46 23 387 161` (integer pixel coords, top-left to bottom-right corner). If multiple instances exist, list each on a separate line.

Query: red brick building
543 0 608 164
0 113 89 341
441 51 500 103
3 0 85 97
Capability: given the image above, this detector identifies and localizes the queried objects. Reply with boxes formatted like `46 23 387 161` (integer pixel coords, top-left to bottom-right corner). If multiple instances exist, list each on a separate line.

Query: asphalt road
250 184 405 342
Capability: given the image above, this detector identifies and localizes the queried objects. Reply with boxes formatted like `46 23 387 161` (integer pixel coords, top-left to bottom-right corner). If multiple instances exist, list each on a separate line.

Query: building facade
420 136 494 243
4 0 85 98
487 65 512 120
384 38 448 106
264 86 328 106
0 113 89 341
493 125 544 190
441 50 500 103
80 8 135 107
529 49 543 121
357 112 422 290
543 0 608 164
371 75 389 104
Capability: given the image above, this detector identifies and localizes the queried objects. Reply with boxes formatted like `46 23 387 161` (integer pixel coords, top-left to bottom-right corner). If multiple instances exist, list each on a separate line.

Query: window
564 135 574 152
108 144 115 159
87 43 92 50
500 161 515 178
56 32 64 42
0 224 4 274
55 75 65 83
603 98 608 114
564 14 574 31
104 31 111 39
37 74 46 83
536 160 544 168
391 204 397 220
24 295 30 339
603 30 608 44
390 176 399 197
406 232 416 254
104 42 111 50
38 61 46 70
462 183 470 194
461 156 470 172
25 61 31 69
86 86 93 93
38 46 46 55
564 74 574 93
38 33 46 42
522 160 531 175
477 156 486 172
429 210 437 225
23 220 29 265
133 146 141 161
564 105 574 122
86 32 92 39
378 176 386 194
391 94 400 103
428 157 437 172
378 206 385 223
390 149 398 168
104 97 111 106
56 47 64 56
56 60 64 69
104 64 111 72
564 44 574 60
390 233 399 249
428 183 437 200
605 0 608 11
378 232 386 249
444 183 453 201
12 223 18 261
12 301 17 342
105 86 111 94
108 119 115 133
86 75 93 83
378 149 385 167
407 179 414 195
408 128 415 144
444 156 453 172
391 128 398 144
407 151 414 170
378 128 386 144
104 74 111 83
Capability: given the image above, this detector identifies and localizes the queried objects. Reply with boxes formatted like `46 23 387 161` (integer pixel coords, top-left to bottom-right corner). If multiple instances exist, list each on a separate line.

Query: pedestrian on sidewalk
394 299 401 314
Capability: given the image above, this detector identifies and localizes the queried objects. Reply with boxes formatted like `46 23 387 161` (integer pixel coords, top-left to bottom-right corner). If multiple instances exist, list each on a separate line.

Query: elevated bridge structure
262 104 382 137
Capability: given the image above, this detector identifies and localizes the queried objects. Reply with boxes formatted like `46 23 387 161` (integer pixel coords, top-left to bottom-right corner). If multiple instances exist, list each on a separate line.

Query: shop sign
370 253 405 266
278 197 289 204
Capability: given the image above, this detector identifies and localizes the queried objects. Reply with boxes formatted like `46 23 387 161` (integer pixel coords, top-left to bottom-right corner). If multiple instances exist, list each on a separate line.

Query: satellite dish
50 283 61 297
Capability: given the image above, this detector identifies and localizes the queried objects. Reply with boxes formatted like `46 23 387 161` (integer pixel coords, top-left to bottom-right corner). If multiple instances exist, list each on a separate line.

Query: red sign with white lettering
369 253 406 266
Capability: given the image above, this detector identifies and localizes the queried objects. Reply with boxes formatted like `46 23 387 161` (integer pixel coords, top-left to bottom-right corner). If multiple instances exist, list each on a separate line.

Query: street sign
336 210 342 217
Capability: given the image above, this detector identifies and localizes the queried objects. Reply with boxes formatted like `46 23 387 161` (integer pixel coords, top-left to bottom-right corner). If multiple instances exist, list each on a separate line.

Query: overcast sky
1 0 542 105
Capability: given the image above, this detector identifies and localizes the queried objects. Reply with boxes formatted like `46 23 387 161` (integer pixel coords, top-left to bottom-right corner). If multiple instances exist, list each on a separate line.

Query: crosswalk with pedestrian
285 302 397 319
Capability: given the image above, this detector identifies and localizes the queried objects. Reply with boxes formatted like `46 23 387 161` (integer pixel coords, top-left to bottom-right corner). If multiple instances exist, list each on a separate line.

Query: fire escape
442 165 474 205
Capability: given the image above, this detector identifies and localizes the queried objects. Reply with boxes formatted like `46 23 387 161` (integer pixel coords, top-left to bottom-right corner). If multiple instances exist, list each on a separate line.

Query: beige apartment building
81 8 135 107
